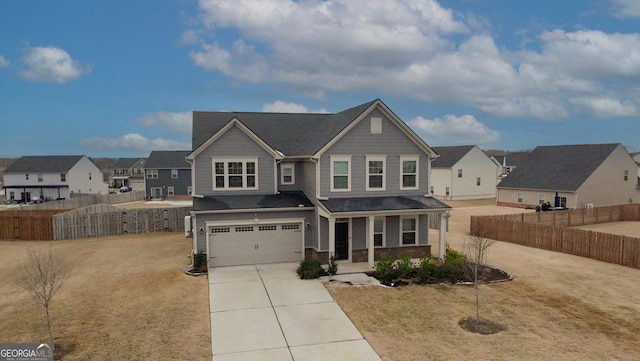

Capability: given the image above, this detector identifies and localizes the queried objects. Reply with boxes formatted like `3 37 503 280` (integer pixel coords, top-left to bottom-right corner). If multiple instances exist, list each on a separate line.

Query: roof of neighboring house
492 151 531 168
431 145 475 168
113 157 146 169
497 143 621 191
320 195 451 213
192 100 378 156
4 155 85 173
192 191 314 211
145 151 191 169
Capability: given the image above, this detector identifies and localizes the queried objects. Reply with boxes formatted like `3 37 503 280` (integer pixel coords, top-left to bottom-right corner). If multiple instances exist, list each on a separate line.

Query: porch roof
192 191 314 212
319 195 451 213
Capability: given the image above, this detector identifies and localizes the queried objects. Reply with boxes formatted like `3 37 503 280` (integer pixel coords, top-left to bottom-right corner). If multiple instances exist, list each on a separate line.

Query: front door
335 220 349 260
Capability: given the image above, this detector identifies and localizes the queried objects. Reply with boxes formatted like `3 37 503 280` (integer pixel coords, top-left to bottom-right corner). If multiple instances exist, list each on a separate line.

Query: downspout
275 158 283 194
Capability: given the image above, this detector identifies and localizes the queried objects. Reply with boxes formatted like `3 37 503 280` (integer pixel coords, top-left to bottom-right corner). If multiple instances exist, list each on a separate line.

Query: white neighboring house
2 155 108 202
430 145 498 200
633 152 640 178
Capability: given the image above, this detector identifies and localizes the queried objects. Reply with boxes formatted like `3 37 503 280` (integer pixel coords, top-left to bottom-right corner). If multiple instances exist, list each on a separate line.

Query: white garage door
208 223 303 267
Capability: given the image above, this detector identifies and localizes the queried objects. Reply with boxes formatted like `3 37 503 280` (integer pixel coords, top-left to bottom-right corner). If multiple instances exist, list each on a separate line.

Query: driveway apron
209 263 381 361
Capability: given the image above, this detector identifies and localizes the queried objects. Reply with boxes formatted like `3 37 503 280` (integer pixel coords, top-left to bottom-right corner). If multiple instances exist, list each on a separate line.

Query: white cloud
611 0 640 18
136 111 193 132
262 101 327 113
188 0 640 121
20 46 89 83
407 114 500 146
0 55 9 67
80 133 191 155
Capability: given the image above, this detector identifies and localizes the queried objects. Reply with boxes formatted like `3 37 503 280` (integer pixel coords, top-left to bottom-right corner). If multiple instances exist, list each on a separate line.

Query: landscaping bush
416 254 440 283
445 245 466 267
192 251 207 271
374 253 399 284
297 259 327 279
396 254 415 279
327 254 338 276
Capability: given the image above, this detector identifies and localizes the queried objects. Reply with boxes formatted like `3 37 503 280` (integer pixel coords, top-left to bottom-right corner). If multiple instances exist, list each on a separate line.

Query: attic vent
371 117 382 134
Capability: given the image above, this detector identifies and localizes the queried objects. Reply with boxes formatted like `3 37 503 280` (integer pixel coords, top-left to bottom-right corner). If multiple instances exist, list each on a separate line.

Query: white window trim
147 169 158 179
281 163 295 185
400 216 418 246
330 155 351 192
517 192 523 203
167 186 175 196
187 185 193 196
171 169 178 179
366 155 386 191
374 217 386 248
212 158 259 191
400 155 419 190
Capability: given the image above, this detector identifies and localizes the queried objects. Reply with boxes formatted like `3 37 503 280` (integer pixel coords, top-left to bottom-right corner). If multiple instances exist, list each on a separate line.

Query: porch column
438 212 449 261
328 217 335 259
367 216 375 268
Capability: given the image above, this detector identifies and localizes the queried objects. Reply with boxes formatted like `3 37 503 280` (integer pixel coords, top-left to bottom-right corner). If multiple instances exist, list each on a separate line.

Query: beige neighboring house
497 143 640 209
633 152 640 178
109 157 147 191
430 145 499 200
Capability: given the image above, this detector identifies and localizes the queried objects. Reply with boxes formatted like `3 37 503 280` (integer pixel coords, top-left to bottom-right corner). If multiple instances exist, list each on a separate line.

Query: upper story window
114 169 126 176
171 169 178 179
281 164 295 185
60 173 66 182
366 156 386 191
458 169 463 178
400 156 419 190
624 170 629 181
476 177 481 186
147 169 158 179
213 159 257 190
371 117 382 134
330 156 351 192
37 174 43 182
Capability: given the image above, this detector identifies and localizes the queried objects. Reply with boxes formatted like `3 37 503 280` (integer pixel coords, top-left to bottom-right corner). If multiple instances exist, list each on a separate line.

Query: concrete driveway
209 262 381 361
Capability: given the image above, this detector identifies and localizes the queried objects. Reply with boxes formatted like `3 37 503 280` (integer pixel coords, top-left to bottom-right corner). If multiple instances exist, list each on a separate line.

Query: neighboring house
497 143 640 209
109 157 146 191
145 150 191 199
187 99 452 268
430 145 498 200
2 155 108 202
633 152 640 178
489 151 530 180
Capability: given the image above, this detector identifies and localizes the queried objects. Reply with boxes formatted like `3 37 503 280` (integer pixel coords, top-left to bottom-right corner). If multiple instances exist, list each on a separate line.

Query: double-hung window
281 164 295 185
146 169 158 179
330 156 351 191
171 169 178 179
373 217 385 247
213 159 257 190
366 156 386 191
400 156 419 190
401 216 418 245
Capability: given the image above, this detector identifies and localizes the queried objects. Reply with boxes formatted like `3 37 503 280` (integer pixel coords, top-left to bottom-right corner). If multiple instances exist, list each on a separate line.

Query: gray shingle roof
145 151 190 169
113 158 146 169
497 143 620 191
192 100 377 156
4 155 84 173
320 195 451 213
431 145 475 168
192 191 314 211
492 151 531 168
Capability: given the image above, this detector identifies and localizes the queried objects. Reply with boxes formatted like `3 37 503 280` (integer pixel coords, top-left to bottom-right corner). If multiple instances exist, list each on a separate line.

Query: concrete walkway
209 263 382 361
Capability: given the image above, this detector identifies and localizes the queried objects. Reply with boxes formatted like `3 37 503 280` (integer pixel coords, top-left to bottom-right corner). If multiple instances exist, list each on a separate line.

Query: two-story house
109 157 146 191
430 145 498 200
2 155 107 202
187 99 451 268
145 150 192 199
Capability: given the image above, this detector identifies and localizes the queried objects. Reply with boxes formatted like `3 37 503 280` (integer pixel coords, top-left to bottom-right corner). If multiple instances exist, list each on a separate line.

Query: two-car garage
207 220 304 267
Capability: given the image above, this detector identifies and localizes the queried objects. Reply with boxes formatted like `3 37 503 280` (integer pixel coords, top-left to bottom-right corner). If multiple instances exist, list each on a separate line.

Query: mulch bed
458 317 505 335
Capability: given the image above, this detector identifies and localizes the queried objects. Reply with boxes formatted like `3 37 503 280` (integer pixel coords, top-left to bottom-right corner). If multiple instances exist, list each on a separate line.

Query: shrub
374 253 399 283
192 251 207 271
327 254 338 276
297 259 327 279
396 254 415 279
445 245 466 267
416 254 440 283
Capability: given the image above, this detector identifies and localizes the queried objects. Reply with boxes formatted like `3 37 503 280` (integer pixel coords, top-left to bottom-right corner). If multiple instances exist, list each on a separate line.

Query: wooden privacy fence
470 204 640 269
0 210 68 240
23 191 146 211
52 204 191 240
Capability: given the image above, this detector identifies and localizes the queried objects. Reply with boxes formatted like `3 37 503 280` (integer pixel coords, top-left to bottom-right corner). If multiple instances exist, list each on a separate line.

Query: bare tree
15 246 71 349
463 235 494 323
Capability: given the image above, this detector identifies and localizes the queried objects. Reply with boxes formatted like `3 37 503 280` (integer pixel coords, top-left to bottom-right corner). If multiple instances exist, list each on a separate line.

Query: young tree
15 246 71 349
463 235 494 323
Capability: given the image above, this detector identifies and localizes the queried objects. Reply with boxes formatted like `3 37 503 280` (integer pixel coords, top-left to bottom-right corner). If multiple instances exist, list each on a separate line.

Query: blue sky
1 0 639 158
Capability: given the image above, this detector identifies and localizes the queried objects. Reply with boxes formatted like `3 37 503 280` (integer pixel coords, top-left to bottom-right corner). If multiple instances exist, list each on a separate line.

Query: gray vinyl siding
319 109 430 198
352 217 366 250
145 169 191 196
319 216 329 251
298 160 317 201
193 126 275 196
194 209 315 252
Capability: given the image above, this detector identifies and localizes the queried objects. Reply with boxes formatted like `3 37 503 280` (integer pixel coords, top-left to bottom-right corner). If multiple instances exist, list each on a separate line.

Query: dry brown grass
330 202 640 361
0 232 210 360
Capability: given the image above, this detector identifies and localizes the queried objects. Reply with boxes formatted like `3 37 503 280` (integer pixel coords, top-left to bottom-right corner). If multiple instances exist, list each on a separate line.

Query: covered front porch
312 195 451 268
